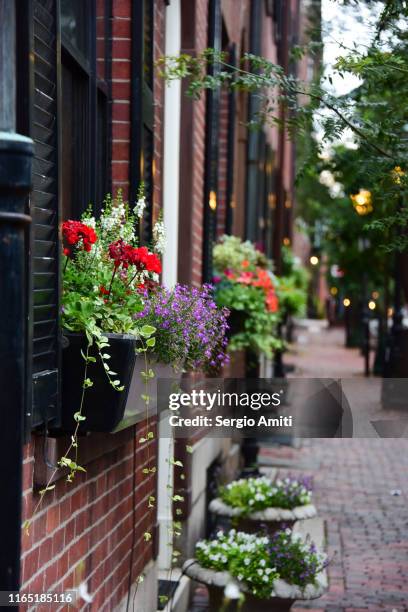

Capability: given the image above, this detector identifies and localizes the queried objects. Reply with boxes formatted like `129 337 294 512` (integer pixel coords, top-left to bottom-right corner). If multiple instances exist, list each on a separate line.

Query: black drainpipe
0 0 33 593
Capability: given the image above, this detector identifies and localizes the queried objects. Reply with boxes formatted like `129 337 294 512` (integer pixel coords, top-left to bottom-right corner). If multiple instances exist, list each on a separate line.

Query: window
61 1 111 219
16 0 111 431
131 0 155 244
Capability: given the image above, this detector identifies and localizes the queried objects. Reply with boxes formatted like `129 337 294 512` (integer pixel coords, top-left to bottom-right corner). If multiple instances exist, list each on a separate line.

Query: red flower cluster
226 265 279 313
62 220 97 253
108 240 161 274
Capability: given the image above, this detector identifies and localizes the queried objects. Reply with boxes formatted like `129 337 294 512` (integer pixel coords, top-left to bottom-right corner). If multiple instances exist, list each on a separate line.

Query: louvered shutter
31 0 60 428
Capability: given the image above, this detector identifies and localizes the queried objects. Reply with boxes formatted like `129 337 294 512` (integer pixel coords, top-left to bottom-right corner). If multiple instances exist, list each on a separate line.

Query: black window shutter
30 0 61 429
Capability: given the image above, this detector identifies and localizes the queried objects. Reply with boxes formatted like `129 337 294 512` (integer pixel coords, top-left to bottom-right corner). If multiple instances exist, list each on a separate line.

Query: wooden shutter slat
31 0 60 390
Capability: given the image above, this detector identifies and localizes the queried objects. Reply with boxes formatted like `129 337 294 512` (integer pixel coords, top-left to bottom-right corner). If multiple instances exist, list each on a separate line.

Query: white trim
162 0 181 288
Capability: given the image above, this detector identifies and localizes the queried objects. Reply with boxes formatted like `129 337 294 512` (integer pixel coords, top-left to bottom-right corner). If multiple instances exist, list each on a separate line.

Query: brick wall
111 0 132 200
20 1 166 608
21 423 157 611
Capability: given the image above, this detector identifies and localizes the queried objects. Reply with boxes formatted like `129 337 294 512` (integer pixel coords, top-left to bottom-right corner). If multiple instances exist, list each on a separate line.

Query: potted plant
183 528 328 611
209 476 316 535
212 235 282 359
60 192 230 433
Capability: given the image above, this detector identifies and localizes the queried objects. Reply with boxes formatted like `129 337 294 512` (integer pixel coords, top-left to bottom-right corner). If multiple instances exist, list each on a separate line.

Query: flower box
209 497 317 535
183 555 327 612
61 332 174 433
184 526 328 612
210 476 317 536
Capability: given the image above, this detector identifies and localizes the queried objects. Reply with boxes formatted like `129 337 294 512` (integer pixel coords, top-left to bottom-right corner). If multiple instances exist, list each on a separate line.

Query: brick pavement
189 323 408 611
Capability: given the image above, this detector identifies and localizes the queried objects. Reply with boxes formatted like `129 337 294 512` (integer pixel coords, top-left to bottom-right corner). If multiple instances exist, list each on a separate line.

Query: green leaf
73 412 86 422
140 324 156 337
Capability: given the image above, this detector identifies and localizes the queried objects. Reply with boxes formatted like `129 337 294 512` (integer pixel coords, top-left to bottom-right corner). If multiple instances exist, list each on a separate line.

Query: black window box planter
59 332 174 433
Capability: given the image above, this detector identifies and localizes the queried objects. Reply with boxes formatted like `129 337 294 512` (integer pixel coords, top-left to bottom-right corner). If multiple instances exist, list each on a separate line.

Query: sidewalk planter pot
210 476 316 536
186 529 328 612
209 497 317 535
61 332 175 433
183 560 327 612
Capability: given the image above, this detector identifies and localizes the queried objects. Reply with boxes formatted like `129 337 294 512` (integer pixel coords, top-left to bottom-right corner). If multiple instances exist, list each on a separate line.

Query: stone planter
209 497 317 535
61 332 176 433
183 559 327 612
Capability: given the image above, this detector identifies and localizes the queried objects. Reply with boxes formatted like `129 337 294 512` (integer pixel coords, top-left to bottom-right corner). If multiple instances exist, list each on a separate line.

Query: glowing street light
350 189 373 216
368 300 376 311
343 298 351 307
310 255 319 266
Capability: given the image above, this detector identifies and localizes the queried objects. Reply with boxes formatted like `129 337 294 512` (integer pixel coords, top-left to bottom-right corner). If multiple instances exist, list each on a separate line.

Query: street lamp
350 189 373 216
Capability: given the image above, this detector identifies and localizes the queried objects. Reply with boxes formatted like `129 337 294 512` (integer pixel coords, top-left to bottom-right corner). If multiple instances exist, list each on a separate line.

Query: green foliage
195 531 279 598
278 247 309 317
195 528 327 598
159 2 408 250
213 236 281 357
219 476 312 515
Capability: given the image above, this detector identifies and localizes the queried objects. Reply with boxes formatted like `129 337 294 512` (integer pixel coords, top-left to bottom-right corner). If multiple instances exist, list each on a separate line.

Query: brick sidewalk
261 440 408 611
189 324 408 611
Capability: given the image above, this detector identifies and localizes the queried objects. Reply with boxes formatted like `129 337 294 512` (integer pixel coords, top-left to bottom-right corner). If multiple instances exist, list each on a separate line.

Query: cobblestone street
190 323 408 612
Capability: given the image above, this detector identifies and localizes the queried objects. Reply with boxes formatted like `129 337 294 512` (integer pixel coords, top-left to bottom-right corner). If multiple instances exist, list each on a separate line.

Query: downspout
0 0 33 592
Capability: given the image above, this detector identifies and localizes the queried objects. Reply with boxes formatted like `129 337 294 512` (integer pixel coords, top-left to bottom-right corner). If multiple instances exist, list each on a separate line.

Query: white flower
244 558 251 566
224 582 241 600
152 220 166 254
134 196 146 219
259 559 266 567
292 532 303 543
257 568 264 576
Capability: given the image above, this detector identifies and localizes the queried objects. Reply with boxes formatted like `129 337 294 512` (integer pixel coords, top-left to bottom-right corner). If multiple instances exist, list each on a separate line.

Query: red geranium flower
62 220 97 253
108 240 161 273
266 290 279 313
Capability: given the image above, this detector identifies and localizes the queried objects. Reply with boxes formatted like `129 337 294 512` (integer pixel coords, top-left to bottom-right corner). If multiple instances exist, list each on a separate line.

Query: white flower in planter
224 581 241 600
134 196 146 219
153 219 166 254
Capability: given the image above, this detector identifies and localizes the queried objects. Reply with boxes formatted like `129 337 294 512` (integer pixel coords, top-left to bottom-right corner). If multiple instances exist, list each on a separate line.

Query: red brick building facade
0 1 317 610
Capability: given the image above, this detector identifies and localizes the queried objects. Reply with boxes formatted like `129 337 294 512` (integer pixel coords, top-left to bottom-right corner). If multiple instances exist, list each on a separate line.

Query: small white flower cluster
290 531 328 566
100 198 126 233
195 529 278 599
152 220 166 255
134 196 146 219
221 475 312 513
